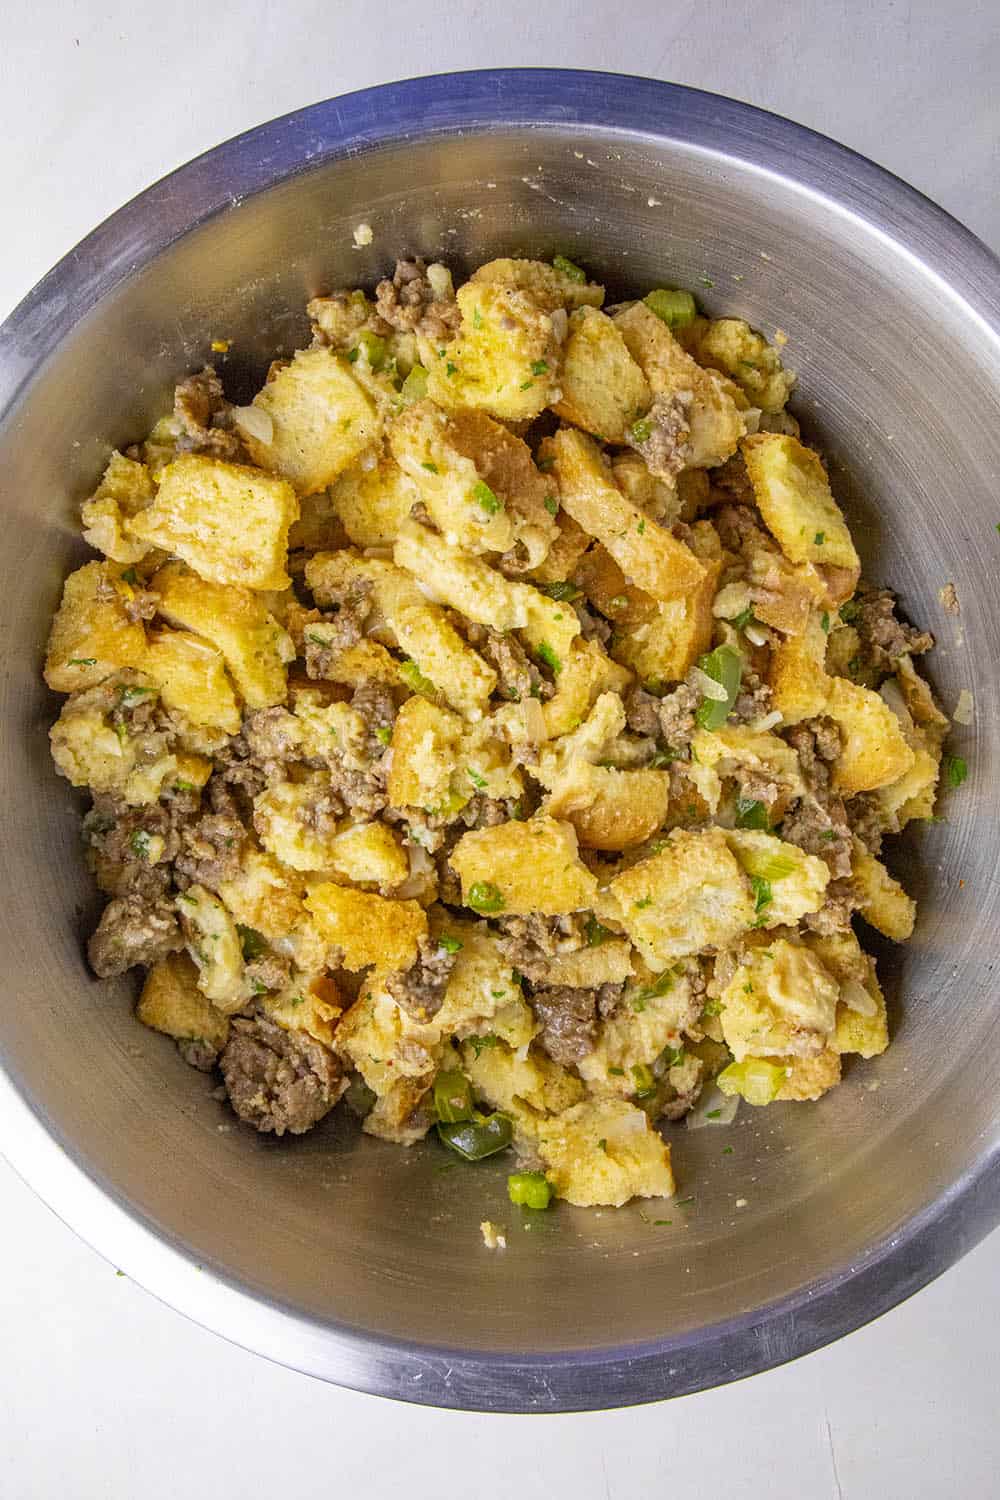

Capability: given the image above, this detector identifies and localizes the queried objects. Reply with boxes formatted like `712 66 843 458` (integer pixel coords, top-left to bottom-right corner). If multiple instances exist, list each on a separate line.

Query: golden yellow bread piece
544 762 672 851
768 611 830 723
685 317 796 414
450 814 598 917
551 428 705 602
125 454 298 590
614 301 745 468
80 451 156 564
850 840 916 940
719 939 839 1062
775 1048 842 1101
553 307 651 443
261 974 344 1048
809 929 890 1057
534 940 636 990
44 560 147 693
468 257 605 312
137 952 231 1053
386 696 465 811
578 968 696 1096
604 827 754 966
528 511 593 586
305 884 428 972
329 456 420 547
424 282 560 421
177 884 250 1013
537 1098 675 1207
216 848 325 973
724 829 830 927
152 561 293 709
827 677 915 793
141 628 241 734
742 433 860 575
541 639 633 739
461 1038 585 1150
238 347 381 495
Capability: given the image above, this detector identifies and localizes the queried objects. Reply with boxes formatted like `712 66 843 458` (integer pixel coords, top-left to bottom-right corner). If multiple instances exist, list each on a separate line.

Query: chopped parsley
467 881 505 914
597 1137 608 1152
472 307 483 329
608 1066 626 1077
438 934 463 955
531 360 549 376
116 684 154 708
445 360 458 378
735 797 770 831
943 754 968 788
814 531 825 545
634 896 653 909
540 580 581 602
535 641 562 675
466 766 487 790
67 657 97 666
467 1034 500 1058
472 479 502 515
236 924 267 961
376 726 392 745
749 874 773 921
519 378 535 390
585 915 611 947
839 599 861 623
552 254 586 283
421 460 439 473
820 612 830 632
637 518 646 535
630 417 653 443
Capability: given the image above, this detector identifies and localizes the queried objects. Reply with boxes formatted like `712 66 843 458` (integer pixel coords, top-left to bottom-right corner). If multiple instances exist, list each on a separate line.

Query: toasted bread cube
461 1038 584 1139
81 451 156 564
447 407 560 566
49 675 151 797
328 456 419 547
254 779 342 872
768 612 830 723
451 815 597 916
876 742 941 828
542 639 633 739
261 973 344 1048
545 762 672 850
387 696 465 811
551 429 704 602
686 318 796 413
691 725 804 803
536 939 636 991
612 451 682 526
326 821 409 892
724 829 829 926
390 400 517 555
537 1099 674 1207
553 308 651 443
469 257 605 312
177 884 250 1013
827 677 915 793
719 939 839 1062
44 561 147 693
851 841 916 940
578 969 695 1096
125 453 298 590
152 561 292 708
137 952 231 1053
216 848 325 973
528 511 593 586
742 433 860 573
605 827 753 966
305 883 428 972
393 519 579 663
362 1077 437 1146
318 639 404 690
533 692 626 787
614 302 745 468
239 347 381 494
424 283 560 421
429 920 536 1040
335 987 437 1099
775 1048 842 1100
833 986 889 1058
141 628 241 733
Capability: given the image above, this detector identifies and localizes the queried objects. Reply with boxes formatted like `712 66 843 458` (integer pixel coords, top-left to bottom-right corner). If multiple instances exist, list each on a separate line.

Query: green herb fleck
68 657 97 666
467 881 505 914
637 519 646 535
839 599 860 623
421 460 439 473
236 925 267 961
543 493 559 516
129 829 152 861
749 874 773 921
585 916 611 947
445 360 458 378
376 726 392 746
553 254 586 283
531 360 549 376
472 307 483 329
535 641 562 675
438 934 463 955
735 797 770 831
821 612 830 633
597 1137 608 1152
630 417 653 444
722 1146 734 1155
608 1066 626 1077
634 897 653 910
400 658 437 697
472 479 502 515
467 1034 500 1058
519 378 535 391
540 580 581 602
466 766 487 790
943 754 968 788
814 531 825 545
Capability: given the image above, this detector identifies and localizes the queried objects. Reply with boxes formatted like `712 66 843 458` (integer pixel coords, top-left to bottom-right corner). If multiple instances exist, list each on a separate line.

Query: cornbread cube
125 454 298 590
742 433 860 573
542 639 633 739
261 974 344 1048
216 848 324 973
424 283 559 421
686 318 796 413
537 1099 675 1207
240 347 381 494
534 939 636 991
325 821 409 892
768 612 830 724
152 561 293 708
719 939 839 1061
137 952 231 1052
254 780 342 873
827 677 915 793
305 883 428 972
469 257 605 312
450 815 598 916
553 308 651 442
390 400 516 555
430 921 535 1039
81 451 156 564
614 302 745 468
578 969 694 1095
605 827 754 966
551 429 705 602
141 628 241 734
461 1038 584 1129
44 561 147 693
775 1048 841 1101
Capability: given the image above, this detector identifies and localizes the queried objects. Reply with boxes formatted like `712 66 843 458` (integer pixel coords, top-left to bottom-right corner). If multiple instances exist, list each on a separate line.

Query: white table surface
3 4 998 1494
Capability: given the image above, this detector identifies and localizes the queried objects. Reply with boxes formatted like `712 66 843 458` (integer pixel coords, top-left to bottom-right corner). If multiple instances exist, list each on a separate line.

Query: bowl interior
2 79 999 1408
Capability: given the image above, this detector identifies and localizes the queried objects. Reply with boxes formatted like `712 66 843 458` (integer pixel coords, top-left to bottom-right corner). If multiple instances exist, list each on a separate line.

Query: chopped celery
552 254 586 283
400 365 428 403
693 644 743 729
508 1171 552 1209
643 287 698 330
737 846 799 881
716 1058 786 1106
735 797 771 831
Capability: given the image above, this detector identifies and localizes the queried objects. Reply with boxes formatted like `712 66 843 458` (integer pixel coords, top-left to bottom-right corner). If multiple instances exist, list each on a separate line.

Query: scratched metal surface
0 72 998 1411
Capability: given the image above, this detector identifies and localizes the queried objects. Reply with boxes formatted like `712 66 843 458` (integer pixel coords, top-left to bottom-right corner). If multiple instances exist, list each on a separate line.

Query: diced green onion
472 479 502 515
585 915 611 946
400 365 428 404
399 658 437 697
540 580 581 601
553 254 586 283
738 846 799 881
420 460 439 473
466 766 487 790
507 1170 552 1209
467 1034 500 1058
433 1069 473 1124
749 875 773 918
117 684 155 708
735 797 770 831
943 754 968 788
631 1063 656 1098
354 330 387 369
814 531 825 546
535 642 562 675
438 933 463 955
129 829 151 861
543 493 559 515
693 644 743 729
643 287 698 330
717 1057 786 1106
661 1045 686 1070
467 881 505 914
236 924 267 961
531 360 549 376
633 970 676 1005
375 725 392 745
67 657 97 666
630 417 653 443
437 1112 513 1161
839 599 860 623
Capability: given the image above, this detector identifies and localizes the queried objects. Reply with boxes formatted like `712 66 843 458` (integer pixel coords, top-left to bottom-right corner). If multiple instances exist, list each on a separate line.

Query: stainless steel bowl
1 70 998 1413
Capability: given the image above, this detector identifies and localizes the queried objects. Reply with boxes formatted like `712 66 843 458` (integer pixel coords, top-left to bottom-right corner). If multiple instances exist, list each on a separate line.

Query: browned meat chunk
242 707 301 779
303 580 373 679
468 625 550 703
497 913 589 970
849 586 934 679
374 259 461 340
351 680 397 756
532 982 626 1067
624 685 662 738
88 895 183 978
657 682 700 751
730 668 772 725
173 366 243 461
787 717 841 795
244 953 292 994
175 811 248 892
846 793 884 856
628 393 690 479
220 1014 346 1136
384 937 458 1021
83 795 181 901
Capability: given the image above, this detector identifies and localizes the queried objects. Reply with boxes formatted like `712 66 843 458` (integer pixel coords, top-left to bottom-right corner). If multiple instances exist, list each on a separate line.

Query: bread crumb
939 582 960 615
774 328 788 347
353 222 374 248
480 1220 507 1250
735 1197 748 1208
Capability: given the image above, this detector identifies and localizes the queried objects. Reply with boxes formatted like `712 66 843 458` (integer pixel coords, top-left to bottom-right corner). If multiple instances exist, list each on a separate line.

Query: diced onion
953 689 974 725
516 696 546 743
880 677 914 732
690 666 729 702
550 307 569 343
742 406 763 435
841 977 877 1017
686 1083 740 1130
393 841 434 900
232 405 273 445
358 449 378 472
744 622 769 647
352 222 373 247
751 710 783 733
425 262 454 300
411 577 444 604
